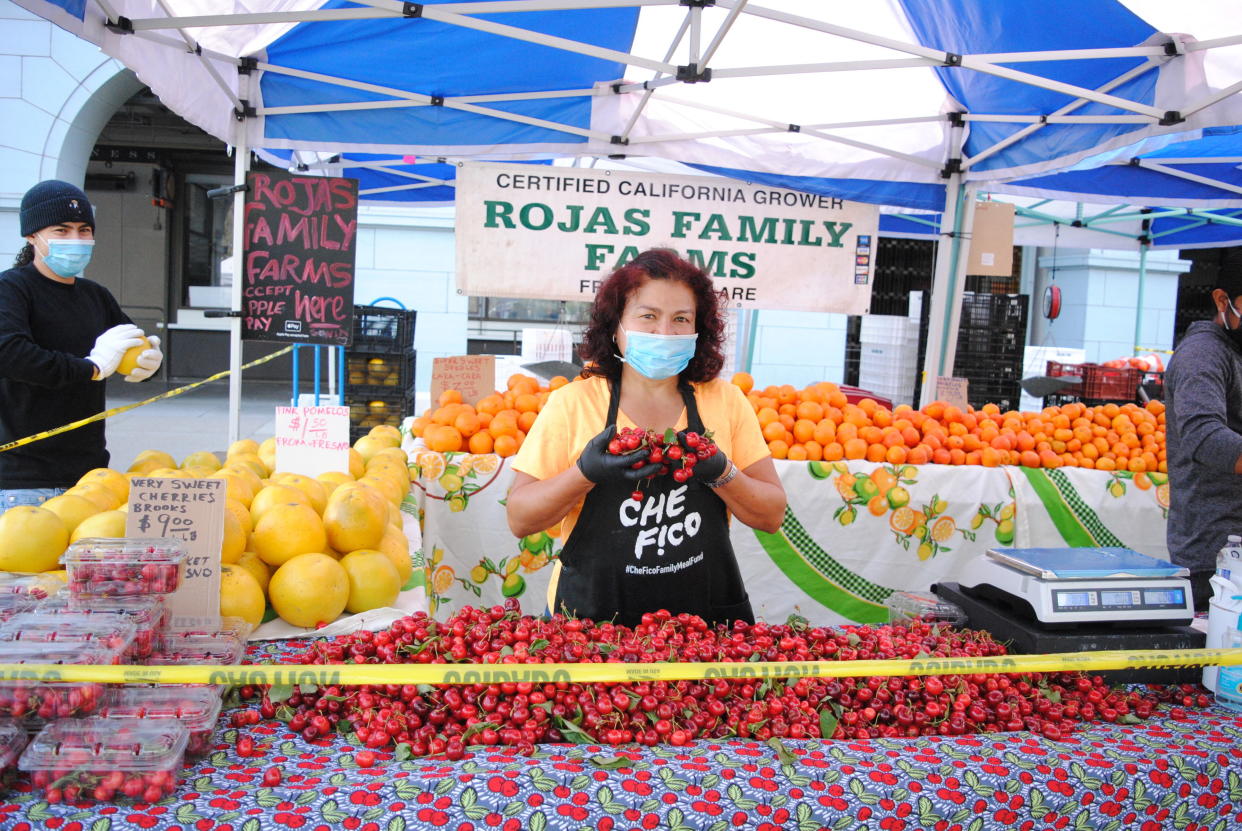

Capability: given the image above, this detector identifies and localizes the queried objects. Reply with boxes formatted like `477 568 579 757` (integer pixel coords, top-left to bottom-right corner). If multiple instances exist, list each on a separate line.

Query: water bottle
1217 627 1242 712
1218 535 1242 592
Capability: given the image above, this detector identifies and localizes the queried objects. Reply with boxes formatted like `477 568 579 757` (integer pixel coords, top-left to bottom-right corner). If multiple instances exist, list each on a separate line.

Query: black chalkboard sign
242 170 358 346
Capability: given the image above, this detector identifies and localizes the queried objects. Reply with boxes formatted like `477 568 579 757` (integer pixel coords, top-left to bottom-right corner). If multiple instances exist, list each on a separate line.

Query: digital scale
955 546 1194 628
932 547 1202 685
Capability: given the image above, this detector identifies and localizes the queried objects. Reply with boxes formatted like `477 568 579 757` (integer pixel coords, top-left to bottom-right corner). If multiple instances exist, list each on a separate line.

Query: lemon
220 564 265 626
0 506 69 572
339 549 401 613
269 553 349 628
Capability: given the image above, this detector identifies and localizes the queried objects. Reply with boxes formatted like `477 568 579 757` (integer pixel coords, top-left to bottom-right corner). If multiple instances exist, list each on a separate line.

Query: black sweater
0 264 130 488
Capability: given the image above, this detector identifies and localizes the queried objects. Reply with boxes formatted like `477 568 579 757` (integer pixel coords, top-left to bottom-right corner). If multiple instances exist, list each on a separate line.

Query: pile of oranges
409 374 570 457
730 372 1166 472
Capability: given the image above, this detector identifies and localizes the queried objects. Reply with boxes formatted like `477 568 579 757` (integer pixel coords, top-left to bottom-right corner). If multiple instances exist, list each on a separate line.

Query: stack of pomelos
408 372 571 457
727 372 1166 472
0 424 415 631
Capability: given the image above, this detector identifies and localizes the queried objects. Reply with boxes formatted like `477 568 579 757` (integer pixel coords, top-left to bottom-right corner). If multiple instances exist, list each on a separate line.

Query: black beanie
19 180 95 237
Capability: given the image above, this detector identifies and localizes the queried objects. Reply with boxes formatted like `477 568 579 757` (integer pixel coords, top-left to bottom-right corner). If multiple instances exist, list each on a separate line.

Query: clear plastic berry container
885 590 969 627
0 641 123 724
98 686 221 760
143 635 247 700
61 538 188 597
0 719 27 779
0 593 37 624
20 718 188 803
35 595 167 659
0 612 138 661
0 572 65 601
159 616 253 653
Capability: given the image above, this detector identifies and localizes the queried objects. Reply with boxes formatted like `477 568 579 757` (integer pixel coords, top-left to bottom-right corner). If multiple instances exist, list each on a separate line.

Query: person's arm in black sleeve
0 281 97 387
1171 339 1242 474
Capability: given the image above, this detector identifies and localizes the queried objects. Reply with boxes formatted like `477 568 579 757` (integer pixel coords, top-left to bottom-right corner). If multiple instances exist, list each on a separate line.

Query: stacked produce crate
0 538 248 803
345 305 417 443
952 292 1028 412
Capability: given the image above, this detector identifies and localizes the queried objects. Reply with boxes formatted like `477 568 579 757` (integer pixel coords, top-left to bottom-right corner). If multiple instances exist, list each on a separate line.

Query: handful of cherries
608 427 719 501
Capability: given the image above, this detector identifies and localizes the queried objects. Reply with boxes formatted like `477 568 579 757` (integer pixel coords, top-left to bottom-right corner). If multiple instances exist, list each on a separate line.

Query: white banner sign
455 163 878 314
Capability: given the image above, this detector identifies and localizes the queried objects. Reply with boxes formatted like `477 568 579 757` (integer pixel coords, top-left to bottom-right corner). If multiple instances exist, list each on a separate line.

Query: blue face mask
620 327 698 380
37 237 94 278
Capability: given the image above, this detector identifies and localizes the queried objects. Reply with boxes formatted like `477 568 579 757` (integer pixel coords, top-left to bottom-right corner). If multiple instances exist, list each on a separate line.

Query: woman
506 249 786 627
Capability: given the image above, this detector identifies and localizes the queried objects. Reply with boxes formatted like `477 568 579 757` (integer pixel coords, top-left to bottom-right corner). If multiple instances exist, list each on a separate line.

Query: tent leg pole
920 177 965 408
227 82 250 447
1134 243 1149 353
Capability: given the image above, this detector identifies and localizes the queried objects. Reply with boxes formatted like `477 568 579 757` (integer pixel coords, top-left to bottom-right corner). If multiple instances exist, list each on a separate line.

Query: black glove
577 425 661 485
678 430 728 482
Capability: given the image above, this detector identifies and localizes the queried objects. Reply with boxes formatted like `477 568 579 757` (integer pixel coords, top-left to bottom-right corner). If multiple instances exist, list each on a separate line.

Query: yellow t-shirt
510 374 770 610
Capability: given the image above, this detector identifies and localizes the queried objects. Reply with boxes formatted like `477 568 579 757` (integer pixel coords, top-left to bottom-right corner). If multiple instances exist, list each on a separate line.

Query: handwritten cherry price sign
125 477 224 621
242 170 359 346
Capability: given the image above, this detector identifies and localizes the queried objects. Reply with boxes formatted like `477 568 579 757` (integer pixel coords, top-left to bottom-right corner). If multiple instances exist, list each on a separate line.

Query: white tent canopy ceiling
19 0 1242 421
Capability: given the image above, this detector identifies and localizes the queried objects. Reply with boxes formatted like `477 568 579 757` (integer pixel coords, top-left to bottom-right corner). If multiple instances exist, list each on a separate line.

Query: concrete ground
102 377 293 470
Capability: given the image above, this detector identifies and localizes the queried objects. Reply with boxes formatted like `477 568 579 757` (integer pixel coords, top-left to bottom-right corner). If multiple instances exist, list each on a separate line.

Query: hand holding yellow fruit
116 336 153 376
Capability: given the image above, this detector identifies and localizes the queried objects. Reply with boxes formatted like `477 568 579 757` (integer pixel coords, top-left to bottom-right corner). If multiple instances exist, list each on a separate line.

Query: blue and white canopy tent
17 0 1242 429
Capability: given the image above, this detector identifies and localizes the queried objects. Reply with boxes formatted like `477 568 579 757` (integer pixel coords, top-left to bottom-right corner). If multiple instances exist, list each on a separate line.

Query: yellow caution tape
1 648 1238 686
0 346 295 454
1133 346 1174 355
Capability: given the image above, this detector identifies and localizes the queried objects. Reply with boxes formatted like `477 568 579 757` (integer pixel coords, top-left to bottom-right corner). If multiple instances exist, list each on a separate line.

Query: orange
793 419 816 444
813 419 836 445
757 407 780 428
518 411 538 433
731 372 755 394
493 435 519 458
768 439 789 460
438 389 463 406
762 420 788 443
514 393 540 413
488 413 519 439
428 425 464 454
549 375 570 390
786 444 808 461
468 431 494 455
795 401 824 422
885 445 908 465
454 410 482 438
843 438 867 460
823 442 844 461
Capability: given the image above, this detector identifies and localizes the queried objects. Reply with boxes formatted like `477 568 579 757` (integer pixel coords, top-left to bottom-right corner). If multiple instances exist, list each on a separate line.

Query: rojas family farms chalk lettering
243 171 359 345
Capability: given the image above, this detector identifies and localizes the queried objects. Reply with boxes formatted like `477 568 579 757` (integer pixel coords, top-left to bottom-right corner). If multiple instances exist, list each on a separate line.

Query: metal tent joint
943 52 962 67
788 124 800 133
104 17 133 35
1159 111 1184 126
430 95 444 106
678 0 716 6
676 64 712 83
234 100 256 120
1071 219 1084 227
610 135 630 146
947 111 964 128
940 158 962 178
237 57 257 75
403 3 424 17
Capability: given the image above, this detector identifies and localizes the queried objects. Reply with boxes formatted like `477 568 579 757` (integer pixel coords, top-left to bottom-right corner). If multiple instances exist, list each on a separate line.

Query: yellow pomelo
219 564 265 626
116 336 153 376
323 486 388 553
0 506 69 572
366 459 412 489
269 473 327 515
351 435 390 464
126 457 163 476
368 424 403 447
182 465 217 479
375 524 413 583
65 483 121 511
181 451 222 472
339 549 401 613
348 448 365 479
209 469 255 507
77 468 130 502
132 449 176 470
225 498 253 536
316 471 354 498
146 467 190 479
387 502 404 530
367 446 408 468
40 493 101 533
258 438 277 473
359 473 404 507
228 438 261 459
221 508 246 565
70 509 127 543
251 502 327 567
268 553 349 628
236 551 271 595
45 570 68 582
250 484 311 523
227 453 269 480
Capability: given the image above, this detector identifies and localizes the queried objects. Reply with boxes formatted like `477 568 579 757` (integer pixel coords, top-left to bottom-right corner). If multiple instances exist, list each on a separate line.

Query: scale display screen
1052 586 1186 612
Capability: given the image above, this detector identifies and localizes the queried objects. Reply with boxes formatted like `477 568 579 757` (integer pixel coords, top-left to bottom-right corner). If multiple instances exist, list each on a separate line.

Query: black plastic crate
957 292 1028 330
351 305 416 352
345 349 415 396
346 386 415 440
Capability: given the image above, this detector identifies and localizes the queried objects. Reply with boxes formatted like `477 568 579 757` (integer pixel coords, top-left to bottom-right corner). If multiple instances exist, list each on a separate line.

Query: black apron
553 377 754 628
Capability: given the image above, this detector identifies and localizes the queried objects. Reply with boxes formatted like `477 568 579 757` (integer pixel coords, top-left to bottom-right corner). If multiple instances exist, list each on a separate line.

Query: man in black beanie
0 179 163 515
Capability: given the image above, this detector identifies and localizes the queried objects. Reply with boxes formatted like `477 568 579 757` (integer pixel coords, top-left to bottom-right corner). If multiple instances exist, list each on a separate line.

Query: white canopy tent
16 0 1242 430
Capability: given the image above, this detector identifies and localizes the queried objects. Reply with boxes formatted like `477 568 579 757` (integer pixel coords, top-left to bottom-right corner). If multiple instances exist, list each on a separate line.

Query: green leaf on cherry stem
590 755 630 770
267 683 294 704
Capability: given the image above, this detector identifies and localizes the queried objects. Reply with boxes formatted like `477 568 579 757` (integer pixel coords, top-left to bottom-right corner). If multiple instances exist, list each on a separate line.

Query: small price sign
275 405 351 477
126 477 224 621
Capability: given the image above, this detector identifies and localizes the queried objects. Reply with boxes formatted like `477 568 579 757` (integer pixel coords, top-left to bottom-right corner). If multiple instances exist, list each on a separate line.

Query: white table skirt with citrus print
402 435 1172 625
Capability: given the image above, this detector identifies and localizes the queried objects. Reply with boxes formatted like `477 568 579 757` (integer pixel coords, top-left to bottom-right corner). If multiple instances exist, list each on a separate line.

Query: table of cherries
0 537 245 805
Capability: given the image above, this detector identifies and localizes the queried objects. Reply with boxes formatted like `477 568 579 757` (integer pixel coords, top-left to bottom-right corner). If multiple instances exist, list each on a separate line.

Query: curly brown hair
579 248 725 383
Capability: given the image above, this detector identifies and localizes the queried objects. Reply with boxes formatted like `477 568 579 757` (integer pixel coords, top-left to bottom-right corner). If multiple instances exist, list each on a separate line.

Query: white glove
124 335 163 383
87 323 145 380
